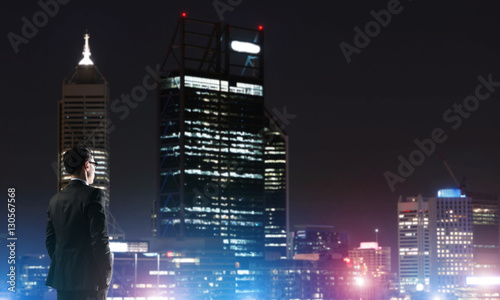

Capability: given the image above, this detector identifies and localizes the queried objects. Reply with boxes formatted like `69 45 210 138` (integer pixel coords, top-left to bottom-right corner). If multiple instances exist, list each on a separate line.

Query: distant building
397 195 430 294
17 254 53 299
349 242 391 277
429 189 474 296
108 237 258 299
465 191 500 276
292 225 348 259
258 258 355 300
57 33 124 239
57 33 110 209
263 110 289 260
349 242 392 300
399 189 499 298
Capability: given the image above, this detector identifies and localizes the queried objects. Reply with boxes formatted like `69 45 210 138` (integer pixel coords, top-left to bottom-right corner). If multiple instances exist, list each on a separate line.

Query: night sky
2 0 500 273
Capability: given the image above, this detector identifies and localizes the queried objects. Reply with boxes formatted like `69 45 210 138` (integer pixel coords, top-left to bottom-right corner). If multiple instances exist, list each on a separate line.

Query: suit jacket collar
70 178 89 185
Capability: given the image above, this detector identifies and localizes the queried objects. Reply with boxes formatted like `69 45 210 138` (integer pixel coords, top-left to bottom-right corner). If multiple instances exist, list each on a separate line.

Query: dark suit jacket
45 180 112 291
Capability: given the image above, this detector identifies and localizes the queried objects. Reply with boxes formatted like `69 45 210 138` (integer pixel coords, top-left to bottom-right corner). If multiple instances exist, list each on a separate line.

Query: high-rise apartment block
429 189 474 295
398 195 430 294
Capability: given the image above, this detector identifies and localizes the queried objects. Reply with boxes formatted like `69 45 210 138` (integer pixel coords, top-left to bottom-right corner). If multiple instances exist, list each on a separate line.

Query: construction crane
439 153 498 201
438 152 466 192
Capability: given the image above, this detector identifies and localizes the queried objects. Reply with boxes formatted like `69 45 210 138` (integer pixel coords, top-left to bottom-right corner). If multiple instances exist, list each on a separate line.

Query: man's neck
71 177 88 185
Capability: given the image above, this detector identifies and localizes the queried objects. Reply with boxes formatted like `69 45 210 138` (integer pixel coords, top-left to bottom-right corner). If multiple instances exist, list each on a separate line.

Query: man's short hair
63 147 93 174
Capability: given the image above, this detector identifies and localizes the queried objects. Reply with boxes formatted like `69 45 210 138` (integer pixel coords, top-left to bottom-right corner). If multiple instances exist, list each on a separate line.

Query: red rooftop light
181 12 187 17
258 25 263 31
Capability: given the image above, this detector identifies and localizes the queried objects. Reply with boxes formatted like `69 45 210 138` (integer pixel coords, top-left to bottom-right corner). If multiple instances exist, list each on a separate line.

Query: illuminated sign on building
437 188 464 198
230 40 261 54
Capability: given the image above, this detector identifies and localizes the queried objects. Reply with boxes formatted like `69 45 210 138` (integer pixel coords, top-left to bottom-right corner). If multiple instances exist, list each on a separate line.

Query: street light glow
355 277 365 286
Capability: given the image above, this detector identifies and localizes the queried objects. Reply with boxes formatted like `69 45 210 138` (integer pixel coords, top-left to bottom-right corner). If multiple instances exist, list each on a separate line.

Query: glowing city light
109 242 128 253
78 33 93 65
355 277 365 286
437 188 464 198
230 41 261 54
466 276 500 286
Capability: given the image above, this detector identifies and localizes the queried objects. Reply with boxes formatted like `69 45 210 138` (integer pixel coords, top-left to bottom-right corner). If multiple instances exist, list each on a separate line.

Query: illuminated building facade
466 191 500 276
292 225 349 259
263 110 289 259
108 237 267 299
109 245 239 299
429 189 474 296
17 254 53 299
155 15 288 259
348 242 391 300
349 242 391 277
57 33 111 208
397 195 430 294
261 258 355 300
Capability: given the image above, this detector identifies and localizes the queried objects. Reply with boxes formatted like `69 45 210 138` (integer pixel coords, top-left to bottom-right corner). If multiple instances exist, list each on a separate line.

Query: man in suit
45 146 112 300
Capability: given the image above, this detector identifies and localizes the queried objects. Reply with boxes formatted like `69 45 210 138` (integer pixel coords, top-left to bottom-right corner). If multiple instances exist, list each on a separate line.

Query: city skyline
2 0 500 279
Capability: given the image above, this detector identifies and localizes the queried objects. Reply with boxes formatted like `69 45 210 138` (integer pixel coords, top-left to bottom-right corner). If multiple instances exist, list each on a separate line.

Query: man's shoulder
51 182 103 202
73 184 104 200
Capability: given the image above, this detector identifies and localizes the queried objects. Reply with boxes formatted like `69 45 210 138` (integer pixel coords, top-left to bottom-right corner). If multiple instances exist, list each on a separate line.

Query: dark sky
2 0 500 272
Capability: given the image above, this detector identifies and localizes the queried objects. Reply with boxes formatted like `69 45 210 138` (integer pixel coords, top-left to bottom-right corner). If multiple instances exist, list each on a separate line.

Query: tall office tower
466 191 500 276
57 34 111 208
263 110 289 260
397 195 430 294
155 15 287 259
429 189 474 296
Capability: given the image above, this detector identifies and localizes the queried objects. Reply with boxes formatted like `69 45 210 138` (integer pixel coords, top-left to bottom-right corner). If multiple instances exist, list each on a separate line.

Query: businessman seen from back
45 146 112 300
